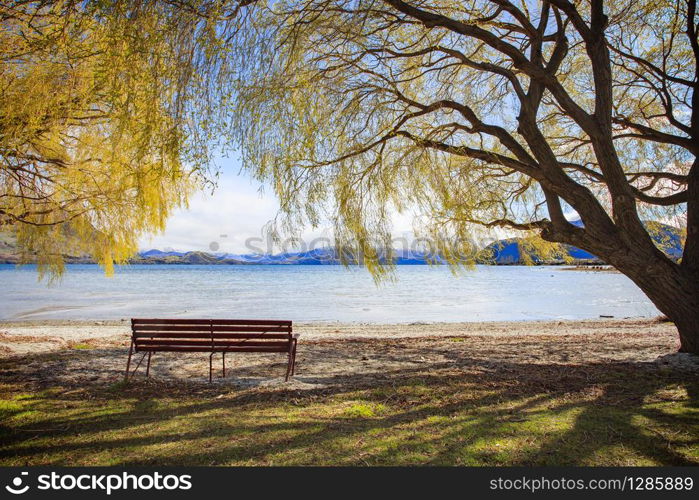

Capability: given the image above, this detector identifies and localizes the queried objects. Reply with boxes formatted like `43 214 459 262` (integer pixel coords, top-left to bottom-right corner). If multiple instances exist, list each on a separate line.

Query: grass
342 402 387 418
70 343 93 350
0 361 697 466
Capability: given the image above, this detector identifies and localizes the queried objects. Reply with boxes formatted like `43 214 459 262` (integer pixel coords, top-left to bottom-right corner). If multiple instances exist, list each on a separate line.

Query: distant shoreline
0 260 605 267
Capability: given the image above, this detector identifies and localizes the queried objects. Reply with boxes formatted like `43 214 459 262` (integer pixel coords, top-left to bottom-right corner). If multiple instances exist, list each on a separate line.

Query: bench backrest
131 319 293 353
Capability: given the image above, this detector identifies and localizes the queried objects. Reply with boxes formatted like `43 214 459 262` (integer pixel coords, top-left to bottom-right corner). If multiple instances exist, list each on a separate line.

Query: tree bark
607 255 699 354
674 315 699 354
542 217 699 354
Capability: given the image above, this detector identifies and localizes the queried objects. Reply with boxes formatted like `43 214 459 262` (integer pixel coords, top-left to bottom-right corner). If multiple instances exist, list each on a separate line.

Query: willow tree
221 0 699 352
0 1 236 275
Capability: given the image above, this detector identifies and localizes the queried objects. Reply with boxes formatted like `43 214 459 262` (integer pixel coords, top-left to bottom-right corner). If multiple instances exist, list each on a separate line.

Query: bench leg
222 352 226 378
126 352 148 380
124 340 134 381
209 353 214 383
285 350 293 382
145 352 153 377
291 340 298 376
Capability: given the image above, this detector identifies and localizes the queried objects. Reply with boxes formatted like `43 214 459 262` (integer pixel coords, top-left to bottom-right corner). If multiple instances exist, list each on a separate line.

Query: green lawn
1 363 697 466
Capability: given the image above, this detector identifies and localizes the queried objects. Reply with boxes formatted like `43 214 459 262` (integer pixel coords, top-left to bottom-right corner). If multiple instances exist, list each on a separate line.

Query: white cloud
139 159 283 253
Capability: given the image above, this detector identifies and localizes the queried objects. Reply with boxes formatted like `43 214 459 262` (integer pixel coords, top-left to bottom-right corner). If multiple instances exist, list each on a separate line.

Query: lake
0 264 660 322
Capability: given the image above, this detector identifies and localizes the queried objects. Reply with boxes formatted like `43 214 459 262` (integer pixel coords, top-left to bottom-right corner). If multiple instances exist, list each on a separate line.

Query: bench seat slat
133 325 291 333
133 332 292 339
135 346 290 353
135 340 291 347
132 318 292 326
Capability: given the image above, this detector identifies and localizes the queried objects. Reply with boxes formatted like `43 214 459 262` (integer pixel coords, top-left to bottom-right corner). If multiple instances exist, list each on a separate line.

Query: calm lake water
0 264 659 322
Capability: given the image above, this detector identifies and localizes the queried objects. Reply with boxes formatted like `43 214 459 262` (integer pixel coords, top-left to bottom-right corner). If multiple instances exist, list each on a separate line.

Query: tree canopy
0 0 235 275
228 0 692 254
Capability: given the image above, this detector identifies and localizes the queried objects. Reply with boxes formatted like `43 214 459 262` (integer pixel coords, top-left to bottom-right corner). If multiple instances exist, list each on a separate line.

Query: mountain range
0 219 685 266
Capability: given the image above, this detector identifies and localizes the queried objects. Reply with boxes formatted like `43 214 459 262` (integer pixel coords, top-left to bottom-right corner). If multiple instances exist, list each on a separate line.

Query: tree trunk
674 315 699 354
614 258 699 354
543 221 699 354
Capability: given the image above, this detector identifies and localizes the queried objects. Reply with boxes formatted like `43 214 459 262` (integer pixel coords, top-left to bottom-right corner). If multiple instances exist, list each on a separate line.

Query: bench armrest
292 333 301 339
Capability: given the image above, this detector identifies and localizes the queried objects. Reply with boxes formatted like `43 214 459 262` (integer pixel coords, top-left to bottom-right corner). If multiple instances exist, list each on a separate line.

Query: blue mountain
139 249 186 258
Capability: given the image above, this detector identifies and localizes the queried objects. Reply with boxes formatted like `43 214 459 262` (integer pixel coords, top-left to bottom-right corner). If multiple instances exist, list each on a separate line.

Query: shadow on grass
0 347 697 466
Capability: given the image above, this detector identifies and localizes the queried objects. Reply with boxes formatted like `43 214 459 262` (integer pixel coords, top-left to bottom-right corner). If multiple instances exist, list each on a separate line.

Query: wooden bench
125 319 299 382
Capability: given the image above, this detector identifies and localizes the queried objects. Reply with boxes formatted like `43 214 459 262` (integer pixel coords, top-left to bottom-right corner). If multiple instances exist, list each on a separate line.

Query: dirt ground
0 318 697 392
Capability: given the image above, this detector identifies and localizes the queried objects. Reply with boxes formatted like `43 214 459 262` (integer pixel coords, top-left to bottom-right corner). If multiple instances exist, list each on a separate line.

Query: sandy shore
1 318 697 392
0 316 680 343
